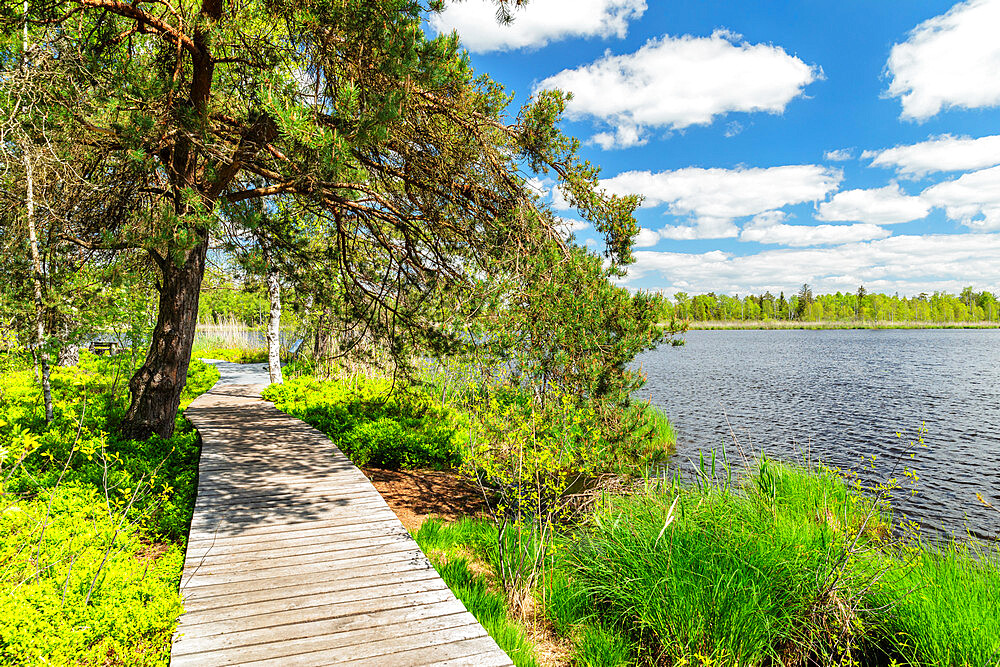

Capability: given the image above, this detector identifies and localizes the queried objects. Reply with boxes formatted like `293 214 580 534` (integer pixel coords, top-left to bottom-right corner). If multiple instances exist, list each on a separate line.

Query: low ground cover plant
0 352 218 665
263 375 461 469
191 346 268 364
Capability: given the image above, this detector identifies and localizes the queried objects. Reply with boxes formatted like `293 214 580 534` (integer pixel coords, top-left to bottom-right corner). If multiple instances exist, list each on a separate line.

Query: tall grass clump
864 539 1000 666
414 519 540 667
570 457 885 665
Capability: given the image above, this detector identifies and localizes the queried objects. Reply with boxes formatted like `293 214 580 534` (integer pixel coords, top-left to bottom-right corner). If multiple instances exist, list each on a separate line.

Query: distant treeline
660 286 1000 324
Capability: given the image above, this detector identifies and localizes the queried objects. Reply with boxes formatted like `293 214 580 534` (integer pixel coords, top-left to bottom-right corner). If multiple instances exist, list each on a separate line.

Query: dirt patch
136 541 170 563
362 467 488 532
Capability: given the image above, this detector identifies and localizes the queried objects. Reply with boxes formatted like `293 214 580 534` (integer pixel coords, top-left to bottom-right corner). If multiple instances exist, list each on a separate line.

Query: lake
636 329 1000 539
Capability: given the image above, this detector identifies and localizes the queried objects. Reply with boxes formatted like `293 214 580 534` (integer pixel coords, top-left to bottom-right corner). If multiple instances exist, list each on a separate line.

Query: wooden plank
181 574 447 625
173 605 473 658
181 568 443 615
180 551 433 603
181 546 431 589
174 616 486 667
185 511 400 544
178 587 458 641
181 533 417 575
184 521 407 560
234 623 493 667
173 370 511 666
351 637 517 667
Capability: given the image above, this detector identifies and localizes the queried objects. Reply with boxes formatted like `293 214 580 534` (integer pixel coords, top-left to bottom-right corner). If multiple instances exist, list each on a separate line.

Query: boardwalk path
171 362 512 666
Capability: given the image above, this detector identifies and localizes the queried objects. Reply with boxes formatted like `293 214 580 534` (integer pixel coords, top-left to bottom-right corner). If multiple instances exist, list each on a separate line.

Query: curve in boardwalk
172 362 513 667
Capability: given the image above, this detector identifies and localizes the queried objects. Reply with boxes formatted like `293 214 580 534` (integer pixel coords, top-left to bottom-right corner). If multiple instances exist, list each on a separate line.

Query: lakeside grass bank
0 352 218 665
268 372 1000 667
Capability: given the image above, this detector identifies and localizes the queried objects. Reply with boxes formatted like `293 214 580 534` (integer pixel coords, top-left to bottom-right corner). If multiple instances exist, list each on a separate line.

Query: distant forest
660 286 1000 324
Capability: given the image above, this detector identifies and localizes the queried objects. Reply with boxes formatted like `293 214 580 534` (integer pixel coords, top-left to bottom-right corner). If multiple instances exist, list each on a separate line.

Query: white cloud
864 134 1000 177
633 227 661 247
602 165 841 221
592 124 646 149
740 221 890 246
886 0 1000 120
746 210 787 227
658 218 740 240
824 148 855 161
551 185 573 211
922 165 1000 230
622 233 1000 294
816 184 930 225
534 30 819 148
429 0 645 53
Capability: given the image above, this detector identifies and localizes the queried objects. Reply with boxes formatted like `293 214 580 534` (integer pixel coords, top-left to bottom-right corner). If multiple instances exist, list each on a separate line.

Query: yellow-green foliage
192 347 268 364
466 385 605 526
0 352 218 665
263 376 460 470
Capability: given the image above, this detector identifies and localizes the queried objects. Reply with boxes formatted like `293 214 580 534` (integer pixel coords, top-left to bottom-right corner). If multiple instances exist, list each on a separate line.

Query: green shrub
263 376 461 469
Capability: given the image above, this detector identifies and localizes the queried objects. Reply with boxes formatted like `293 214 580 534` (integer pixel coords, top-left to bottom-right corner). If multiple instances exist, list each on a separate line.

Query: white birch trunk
266 263 283 385
25 151 53 422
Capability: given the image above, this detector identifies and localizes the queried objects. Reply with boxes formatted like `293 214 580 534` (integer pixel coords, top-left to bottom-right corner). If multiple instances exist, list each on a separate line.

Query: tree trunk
57 322 79 366
24 151 53 424
265 257 283 385
122 234 208 439
57 343 79 367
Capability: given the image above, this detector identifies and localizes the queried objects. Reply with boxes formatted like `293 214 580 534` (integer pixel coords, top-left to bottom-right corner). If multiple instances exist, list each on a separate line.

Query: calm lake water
636 329 1000 539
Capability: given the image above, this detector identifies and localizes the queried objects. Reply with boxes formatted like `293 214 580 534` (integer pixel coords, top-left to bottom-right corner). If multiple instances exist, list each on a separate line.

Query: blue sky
429 0 1000 296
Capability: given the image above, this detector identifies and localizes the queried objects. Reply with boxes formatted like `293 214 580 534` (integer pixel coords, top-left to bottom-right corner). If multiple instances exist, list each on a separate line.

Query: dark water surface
636 329 1000 539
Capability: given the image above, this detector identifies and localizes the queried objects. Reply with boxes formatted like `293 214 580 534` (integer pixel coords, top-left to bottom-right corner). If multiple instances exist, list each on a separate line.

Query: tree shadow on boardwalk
185 380 384 539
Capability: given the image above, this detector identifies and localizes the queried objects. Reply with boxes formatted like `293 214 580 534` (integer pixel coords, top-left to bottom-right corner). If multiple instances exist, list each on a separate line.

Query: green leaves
264 375 461 470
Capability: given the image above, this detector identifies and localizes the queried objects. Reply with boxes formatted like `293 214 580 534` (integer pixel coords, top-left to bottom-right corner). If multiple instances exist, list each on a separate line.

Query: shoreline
672 320 1000 330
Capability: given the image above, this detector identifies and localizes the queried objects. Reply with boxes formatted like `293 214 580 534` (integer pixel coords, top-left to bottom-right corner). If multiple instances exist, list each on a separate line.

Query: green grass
191 346 268 364
865 539 1000 666
263 376 461 470
415 455 999 667
0 351 218 665
414 519 540 667
627 404 676 465
571 460 870 665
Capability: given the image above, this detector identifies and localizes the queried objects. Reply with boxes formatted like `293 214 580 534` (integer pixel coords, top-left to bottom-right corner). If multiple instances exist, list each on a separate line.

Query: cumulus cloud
633 227 662 247
534 30 819 148
886 0 1000 120
864 134 1000 177
658 218 740 240
622 233 1000 294
602 165 841 221
922 165 1000 230
429 0 645 53
824 148 855 161
816 184 930 225
740 221 890 246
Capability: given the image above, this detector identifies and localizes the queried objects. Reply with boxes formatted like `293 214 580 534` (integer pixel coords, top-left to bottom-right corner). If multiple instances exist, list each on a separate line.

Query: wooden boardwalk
172 364 512 666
